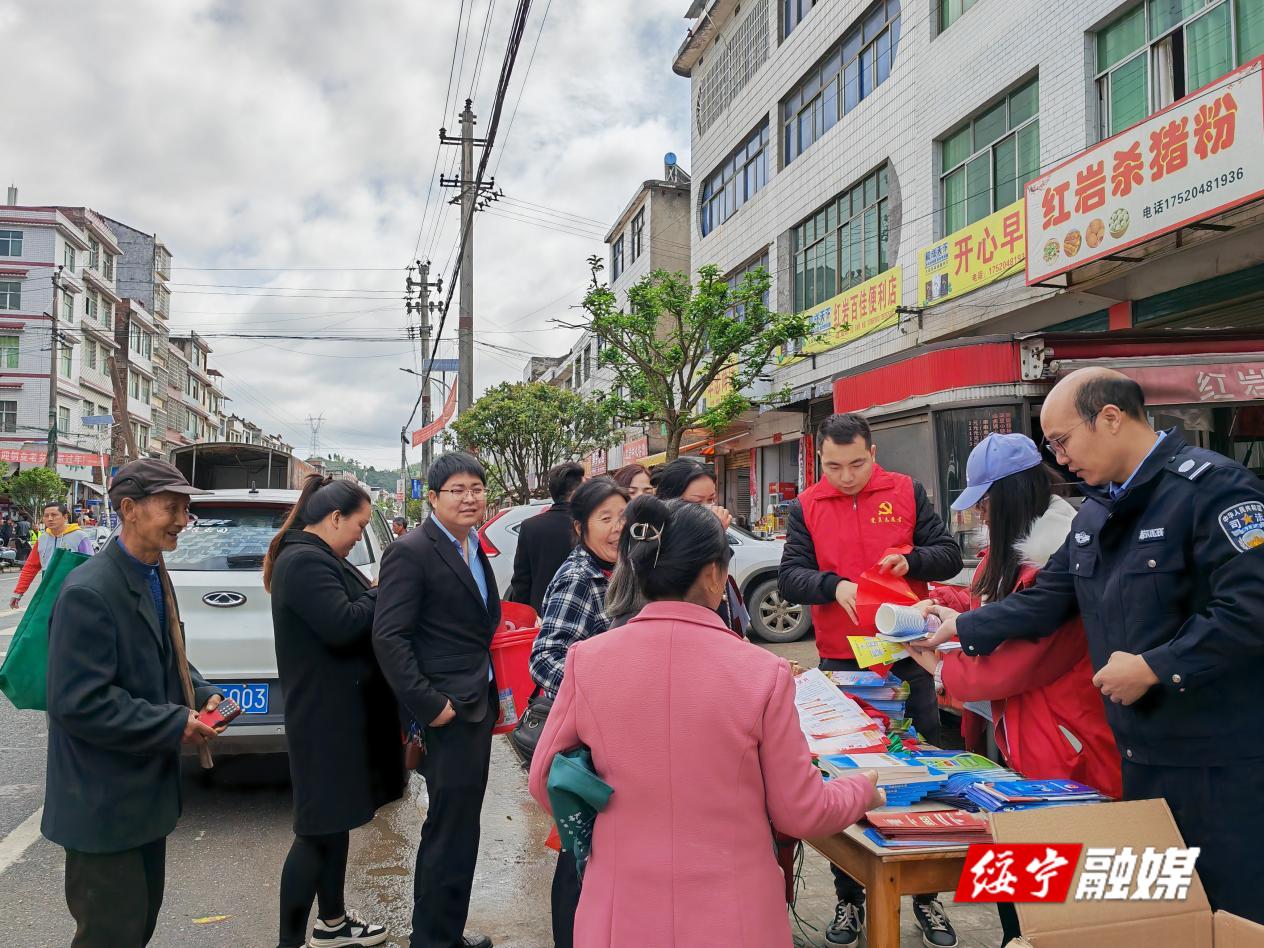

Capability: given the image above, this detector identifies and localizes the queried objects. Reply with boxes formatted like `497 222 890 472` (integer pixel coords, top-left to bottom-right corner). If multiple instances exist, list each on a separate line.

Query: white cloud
5 0 692 466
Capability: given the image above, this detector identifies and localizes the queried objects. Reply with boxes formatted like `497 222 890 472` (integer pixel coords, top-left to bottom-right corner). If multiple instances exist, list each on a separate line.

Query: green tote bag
0 547 91 711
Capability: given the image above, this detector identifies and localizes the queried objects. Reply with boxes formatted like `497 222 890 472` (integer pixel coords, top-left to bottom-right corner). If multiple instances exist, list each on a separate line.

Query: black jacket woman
264 475 406 948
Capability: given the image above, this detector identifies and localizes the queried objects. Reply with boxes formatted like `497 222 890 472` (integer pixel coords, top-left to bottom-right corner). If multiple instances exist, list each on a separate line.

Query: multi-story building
674 0 1264 538
0 195 123 507
542 156 694 475
168 332 220 446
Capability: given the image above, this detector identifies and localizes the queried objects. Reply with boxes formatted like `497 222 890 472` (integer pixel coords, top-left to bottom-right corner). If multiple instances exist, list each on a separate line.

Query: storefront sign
623 436 648 463
0 449 108 467
799 433 816 487
749 447 757 513
917 201 1026 307
702 360 738 410
778 267 902 365
1113 360 1264 404
590 449 607 475
1026 57 1264 284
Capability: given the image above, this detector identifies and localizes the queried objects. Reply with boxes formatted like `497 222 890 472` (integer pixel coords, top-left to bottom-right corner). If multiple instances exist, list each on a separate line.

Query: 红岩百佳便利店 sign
917 202 1026 307
1025 57 1264 284
778 266 902 365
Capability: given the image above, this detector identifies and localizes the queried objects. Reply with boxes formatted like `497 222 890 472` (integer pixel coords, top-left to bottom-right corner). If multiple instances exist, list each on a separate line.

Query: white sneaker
308 909 388 947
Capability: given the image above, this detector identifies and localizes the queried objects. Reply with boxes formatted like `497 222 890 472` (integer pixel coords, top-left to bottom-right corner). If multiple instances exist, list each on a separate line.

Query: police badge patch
1217 501 1264 553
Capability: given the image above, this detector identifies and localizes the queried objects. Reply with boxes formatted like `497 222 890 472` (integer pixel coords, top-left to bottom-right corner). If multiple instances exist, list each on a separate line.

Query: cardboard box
991 799 1264 947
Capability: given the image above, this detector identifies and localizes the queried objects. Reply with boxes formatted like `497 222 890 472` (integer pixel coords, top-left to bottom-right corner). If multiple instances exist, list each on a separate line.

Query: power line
489 0 553 177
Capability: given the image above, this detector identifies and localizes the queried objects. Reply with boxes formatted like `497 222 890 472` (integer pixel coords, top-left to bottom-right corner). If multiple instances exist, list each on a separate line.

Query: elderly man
918 367 1264 923
42 459 223 947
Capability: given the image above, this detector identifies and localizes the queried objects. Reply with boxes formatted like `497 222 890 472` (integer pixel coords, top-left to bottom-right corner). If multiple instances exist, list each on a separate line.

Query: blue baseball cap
951 433 1044 511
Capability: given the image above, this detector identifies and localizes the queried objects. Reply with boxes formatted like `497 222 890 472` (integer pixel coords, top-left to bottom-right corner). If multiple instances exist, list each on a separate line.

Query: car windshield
166 504 371 570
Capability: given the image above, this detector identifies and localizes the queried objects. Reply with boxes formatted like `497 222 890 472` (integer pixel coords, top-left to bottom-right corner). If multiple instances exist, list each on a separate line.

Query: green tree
6 467 68 519
450 381 612 505
577 258 812 460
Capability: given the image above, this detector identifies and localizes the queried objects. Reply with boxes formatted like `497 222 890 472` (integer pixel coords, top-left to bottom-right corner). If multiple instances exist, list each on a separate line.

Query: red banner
411 383 458 447
0 449 108 467
623 436 649 463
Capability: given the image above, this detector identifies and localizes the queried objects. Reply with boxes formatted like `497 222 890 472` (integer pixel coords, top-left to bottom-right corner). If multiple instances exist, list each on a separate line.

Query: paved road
0 582 1000 947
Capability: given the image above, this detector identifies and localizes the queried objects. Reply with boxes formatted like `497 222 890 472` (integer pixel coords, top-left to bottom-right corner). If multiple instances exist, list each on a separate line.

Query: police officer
918 367 1264 923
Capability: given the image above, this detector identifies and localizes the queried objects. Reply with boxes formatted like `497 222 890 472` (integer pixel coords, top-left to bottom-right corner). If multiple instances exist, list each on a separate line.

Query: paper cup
875 603 927 637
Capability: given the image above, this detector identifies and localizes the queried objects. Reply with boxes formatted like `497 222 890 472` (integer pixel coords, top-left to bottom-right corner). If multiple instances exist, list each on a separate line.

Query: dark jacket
507 501 576 614
269 530 405 835
42 539 220 853
373 516 501 728
956 433 1264 767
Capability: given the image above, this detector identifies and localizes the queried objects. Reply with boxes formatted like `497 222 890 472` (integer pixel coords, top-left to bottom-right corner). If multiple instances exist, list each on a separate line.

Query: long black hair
623 495 729 601
263 474 371 591
971 464 1056 603
652 459 715 501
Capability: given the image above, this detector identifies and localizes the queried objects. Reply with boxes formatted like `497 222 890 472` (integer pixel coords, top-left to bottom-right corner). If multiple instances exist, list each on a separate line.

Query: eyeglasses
436 486 486 500
1043 410 1101 458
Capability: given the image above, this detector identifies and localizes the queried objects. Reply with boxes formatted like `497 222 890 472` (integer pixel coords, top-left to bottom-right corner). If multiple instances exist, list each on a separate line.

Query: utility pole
46 265 64 470
440 101 495 422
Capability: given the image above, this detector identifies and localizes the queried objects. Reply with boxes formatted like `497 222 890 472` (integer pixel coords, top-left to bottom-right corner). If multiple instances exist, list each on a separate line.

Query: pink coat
528 600 873 948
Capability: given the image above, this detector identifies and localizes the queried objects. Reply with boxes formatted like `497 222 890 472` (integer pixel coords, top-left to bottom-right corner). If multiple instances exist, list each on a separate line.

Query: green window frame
792 164 890 313
939 0 980 32
940 78 1040 235
0 335 18 369
1096 0 1261 140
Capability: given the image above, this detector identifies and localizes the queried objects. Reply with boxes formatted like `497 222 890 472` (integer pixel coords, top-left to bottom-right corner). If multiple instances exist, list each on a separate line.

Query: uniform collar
812 463 895 500
1084 429 1185 506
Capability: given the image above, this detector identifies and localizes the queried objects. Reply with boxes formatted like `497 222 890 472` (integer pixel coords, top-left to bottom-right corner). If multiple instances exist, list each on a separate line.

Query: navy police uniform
955 431 1264 923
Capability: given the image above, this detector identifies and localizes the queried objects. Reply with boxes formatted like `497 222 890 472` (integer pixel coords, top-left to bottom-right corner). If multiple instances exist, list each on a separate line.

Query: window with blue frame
700 120 770 237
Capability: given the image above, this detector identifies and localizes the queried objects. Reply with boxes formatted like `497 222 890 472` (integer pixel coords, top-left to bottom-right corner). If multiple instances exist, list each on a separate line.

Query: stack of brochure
818 753 945 806
824 669 910 720
964 779 1108 812
862 808 992 848
793 668 888 756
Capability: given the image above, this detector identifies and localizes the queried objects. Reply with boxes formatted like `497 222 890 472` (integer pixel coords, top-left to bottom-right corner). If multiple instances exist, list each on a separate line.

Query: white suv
164 489 395 754
478 503 811 643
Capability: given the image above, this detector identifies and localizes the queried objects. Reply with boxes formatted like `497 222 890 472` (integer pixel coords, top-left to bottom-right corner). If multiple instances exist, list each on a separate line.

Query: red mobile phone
198 697 242 729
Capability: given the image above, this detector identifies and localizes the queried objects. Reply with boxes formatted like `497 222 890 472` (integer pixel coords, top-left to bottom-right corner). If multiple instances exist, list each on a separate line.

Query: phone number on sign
1147 168 1245 217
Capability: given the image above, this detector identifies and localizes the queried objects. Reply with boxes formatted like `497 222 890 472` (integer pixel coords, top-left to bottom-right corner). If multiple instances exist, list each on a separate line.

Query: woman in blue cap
909 432 1122 943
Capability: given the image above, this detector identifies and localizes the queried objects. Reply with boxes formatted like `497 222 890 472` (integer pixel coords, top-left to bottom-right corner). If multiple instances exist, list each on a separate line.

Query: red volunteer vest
799 465 927 660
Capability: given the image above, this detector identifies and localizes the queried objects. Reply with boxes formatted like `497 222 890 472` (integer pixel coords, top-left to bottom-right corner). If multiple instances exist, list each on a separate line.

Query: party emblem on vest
871 500 903 525
1217 501 1264 553
1075 532 1092 545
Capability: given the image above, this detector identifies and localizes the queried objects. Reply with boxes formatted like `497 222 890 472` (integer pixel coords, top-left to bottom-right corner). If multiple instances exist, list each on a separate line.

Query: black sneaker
458 934 493 948
825 898 865 946
912 898 958 948
308 909 387 947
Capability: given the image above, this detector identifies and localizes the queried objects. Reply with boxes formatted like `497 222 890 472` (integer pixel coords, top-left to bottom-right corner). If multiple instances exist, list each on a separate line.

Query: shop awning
1050 352 1264 405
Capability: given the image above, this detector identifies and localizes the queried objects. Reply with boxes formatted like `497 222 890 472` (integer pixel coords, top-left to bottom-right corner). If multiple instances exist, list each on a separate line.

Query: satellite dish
664 152 677 166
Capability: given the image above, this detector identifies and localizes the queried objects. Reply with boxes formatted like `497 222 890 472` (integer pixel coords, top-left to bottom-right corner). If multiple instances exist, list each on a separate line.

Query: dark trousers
550 848 580 948
411 696 496 948
819 656 942 904
278 830 349 948
65 838 167 947
1123 759 1264 924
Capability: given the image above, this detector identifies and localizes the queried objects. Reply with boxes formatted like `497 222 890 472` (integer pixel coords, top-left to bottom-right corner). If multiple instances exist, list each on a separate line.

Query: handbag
508 690 553 767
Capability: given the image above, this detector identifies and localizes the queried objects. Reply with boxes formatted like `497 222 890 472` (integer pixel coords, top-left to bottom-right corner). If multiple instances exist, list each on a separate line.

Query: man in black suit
43 459 223 947
374 452 500 948
506 461 583 613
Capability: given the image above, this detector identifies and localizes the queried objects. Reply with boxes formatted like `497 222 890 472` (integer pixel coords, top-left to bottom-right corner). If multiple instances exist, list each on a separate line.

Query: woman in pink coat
529 496 881 948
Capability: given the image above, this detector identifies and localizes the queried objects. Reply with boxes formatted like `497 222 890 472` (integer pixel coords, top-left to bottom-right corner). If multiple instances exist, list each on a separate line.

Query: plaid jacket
530 545 610 697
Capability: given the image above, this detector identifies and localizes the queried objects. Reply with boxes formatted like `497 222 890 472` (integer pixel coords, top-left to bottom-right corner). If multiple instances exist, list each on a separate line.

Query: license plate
219 682 269 714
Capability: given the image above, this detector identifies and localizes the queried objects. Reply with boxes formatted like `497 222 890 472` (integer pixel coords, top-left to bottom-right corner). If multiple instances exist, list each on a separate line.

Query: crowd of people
33 365 1264 948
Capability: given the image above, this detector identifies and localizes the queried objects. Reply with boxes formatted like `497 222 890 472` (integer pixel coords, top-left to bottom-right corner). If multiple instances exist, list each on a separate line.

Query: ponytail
263 474 371 591
622 495 729 601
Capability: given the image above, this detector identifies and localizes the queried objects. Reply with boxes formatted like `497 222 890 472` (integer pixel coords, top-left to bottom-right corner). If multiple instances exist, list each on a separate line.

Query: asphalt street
0 562 1001 947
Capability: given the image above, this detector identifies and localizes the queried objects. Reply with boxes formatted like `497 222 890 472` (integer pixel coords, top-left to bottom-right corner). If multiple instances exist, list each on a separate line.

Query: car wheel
746 577 811 644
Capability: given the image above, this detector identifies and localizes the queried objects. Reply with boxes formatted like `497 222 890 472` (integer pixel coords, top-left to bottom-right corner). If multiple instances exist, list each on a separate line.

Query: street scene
4 1 1264 947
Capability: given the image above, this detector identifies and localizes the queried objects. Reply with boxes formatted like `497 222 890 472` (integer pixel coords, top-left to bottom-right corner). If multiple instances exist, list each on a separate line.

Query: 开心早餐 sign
777 267 902 366
917 201 1026 308
1026 56 1264 285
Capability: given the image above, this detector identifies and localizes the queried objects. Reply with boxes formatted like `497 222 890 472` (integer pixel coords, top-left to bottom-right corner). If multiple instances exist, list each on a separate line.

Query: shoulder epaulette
1165 448 1223 482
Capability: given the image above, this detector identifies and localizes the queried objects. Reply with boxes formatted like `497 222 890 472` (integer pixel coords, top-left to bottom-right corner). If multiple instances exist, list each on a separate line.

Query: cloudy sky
5 0 692 467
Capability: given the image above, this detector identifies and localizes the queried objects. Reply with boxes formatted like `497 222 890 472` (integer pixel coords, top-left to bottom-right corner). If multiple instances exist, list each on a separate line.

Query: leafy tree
575 258 812 460
450 382 612 505
6 467 68 519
